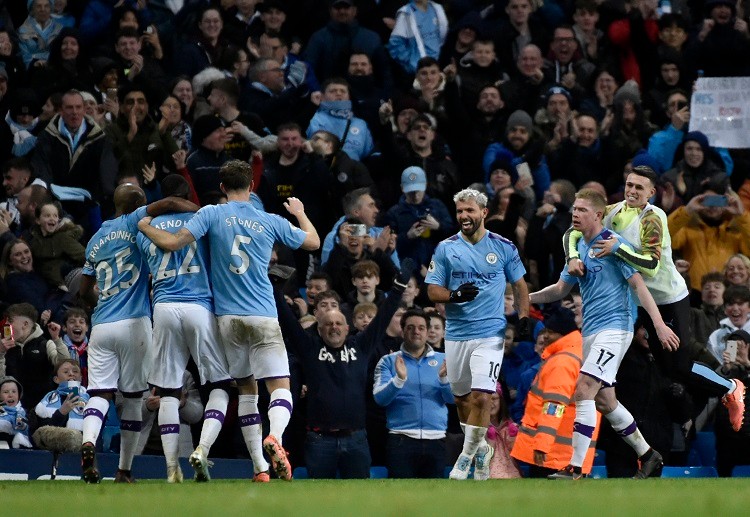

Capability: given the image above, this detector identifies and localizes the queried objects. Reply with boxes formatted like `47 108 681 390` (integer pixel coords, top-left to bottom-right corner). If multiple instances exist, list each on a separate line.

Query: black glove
449 282 479 303
517 316 534 342
394 258 416 289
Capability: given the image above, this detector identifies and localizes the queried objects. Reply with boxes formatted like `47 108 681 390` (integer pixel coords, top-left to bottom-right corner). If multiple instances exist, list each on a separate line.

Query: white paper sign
690 77 750 149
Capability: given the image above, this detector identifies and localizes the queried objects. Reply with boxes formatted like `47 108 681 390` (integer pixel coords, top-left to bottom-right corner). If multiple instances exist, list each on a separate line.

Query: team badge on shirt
486 252 497 264
428 359 438 367
428 260 435 272
350 127 360 135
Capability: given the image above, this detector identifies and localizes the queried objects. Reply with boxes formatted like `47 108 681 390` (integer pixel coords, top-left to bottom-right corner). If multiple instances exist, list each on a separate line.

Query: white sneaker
449 454 472 480
189 445 212 482
473 444 494 481
167 464 183 483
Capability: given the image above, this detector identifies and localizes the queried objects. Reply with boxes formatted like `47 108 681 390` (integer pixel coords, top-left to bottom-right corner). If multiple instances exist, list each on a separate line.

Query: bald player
79 183 198 484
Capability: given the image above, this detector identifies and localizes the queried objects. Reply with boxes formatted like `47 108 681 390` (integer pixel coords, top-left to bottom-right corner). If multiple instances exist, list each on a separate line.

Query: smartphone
3 323 12 341
726 340 738 362
106 87 118 99
350 224 367 237
70 386 79 398
702 195 728 207
516 162 534 187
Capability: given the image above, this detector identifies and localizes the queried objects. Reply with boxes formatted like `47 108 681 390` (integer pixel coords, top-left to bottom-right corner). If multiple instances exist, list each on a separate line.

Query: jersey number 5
95 248 140 300
230 235 253 275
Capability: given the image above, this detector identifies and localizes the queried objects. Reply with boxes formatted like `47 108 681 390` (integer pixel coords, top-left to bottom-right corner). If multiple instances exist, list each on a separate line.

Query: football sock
82 396 110 445
119 396 143 471
238 394 269 473
571 400 597 467
605 403 650 457
460 424 487 459
158 396 180 468
268 388 293 443
198 389 229 452
691 363 735 394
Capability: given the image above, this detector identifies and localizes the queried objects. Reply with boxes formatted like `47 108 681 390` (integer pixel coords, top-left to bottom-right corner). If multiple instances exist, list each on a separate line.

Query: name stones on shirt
224 216 266 233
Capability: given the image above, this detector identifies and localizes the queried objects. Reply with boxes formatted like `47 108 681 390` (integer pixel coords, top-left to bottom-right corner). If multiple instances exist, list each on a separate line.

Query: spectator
174 6 232 79
346 52 387 133
111 27 169 101
668 178 750 292
18 0 63 69
158 94 191 152
491 0 549 69
0 376 32 448
725 254 750 289
258 32 320 95
1 158 34 231
0 89 43 165
543 25 595 102
309 130 373 208
647 89 690 174
185 115 230 204
388 0 448 76
486 383 521 478
273 261 413 478
171 76 197 124
307 78 374 162
383 166 453 269
33 359 90 431
645 49 690 128
58 307 89 386
305 271 333 308
344 259 388 309
707 286 750 362
687 0 750 78
663 132 726 202
0 29 27 87
535 85 574 153
426 311 445 351
29 27 92 99
373 308 453 478
0 303 70 409
549 113 609 189
484 153 535 221
304 0 391 92
692 272 726 347
607 0 659 88
572 0 606 64
352 302 377 332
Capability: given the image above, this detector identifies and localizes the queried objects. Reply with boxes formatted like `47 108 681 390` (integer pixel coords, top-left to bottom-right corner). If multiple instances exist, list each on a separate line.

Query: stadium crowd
0 0 749 480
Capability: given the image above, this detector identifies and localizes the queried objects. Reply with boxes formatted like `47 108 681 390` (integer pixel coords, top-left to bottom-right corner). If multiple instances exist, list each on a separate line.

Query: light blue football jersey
184 201 307 317
560 228 638 336
137 212 212 311
425 231 526 341
82 206 151 325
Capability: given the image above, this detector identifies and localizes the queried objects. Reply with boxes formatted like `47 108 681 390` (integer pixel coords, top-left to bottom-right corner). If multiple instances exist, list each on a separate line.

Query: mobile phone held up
726 340 738 362
702 195 728 208
3 323 12 341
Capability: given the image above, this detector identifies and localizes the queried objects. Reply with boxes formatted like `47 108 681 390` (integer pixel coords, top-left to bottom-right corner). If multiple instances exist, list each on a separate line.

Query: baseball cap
727 330 750 343
401 166 427 193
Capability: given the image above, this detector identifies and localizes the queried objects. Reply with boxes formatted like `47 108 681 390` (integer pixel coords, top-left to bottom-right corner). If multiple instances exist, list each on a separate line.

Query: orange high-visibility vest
511 330 600 473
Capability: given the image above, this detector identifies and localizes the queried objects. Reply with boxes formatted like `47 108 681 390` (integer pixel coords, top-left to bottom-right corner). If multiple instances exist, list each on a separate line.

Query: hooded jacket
307 100 374 161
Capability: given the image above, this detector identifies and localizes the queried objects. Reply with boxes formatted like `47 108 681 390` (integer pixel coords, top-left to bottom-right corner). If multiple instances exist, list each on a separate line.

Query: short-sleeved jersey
425 231 526 340
184 201 307 317
560 228 638 336
137 212 212 311
83 207 151 326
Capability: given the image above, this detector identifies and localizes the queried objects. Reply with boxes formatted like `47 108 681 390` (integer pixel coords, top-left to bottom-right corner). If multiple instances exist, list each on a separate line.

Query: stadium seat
661 466 718 478
731 465 750 477
593 449 606 466
370 466 388 479
588 466 607 479
293 467 309 479
688 432 716 467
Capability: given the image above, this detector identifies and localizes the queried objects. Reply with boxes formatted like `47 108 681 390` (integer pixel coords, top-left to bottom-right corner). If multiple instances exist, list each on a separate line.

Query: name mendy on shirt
87 230 137 260
224 216 265 233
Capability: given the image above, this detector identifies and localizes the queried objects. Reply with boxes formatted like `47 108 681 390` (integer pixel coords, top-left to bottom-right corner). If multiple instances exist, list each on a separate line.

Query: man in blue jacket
373 309 453 478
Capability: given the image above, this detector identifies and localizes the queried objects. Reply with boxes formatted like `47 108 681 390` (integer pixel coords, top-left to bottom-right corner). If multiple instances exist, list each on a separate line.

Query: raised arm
146 196 200 217
627 273 680 351
284 197 320 251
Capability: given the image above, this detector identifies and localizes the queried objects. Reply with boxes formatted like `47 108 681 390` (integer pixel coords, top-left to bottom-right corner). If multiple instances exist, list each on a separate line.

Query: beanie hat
0 376 23 400
543 306 578 336
10 88 40 119
506 110 533 134
489 154 518 184
705 0 736 16
684 131 710 154
545 85 572 104
631 149 661 174
613 79 641 106
192 115 225 146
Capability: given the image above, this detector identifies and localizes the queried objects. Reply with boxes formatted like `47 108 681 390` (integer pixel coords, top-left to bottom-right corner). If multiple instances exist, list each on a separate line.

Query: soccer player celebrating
425 188 532 480
136 175 233 483
138 160 320 481
79 184 198 483
531 188 680 479
564 166 745 431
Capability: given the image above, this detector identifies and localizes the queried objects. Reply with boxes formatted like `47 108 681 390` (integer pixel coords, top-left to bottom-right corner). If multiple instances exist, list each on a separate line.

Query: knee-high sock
158 396 180 468
605 403 650 457
460 424 487 460
571 400 597 467
692 363 735 394
199 389 229 452
238 394 269 474
268 388 293 443
119 397 143 471
82 396 110 445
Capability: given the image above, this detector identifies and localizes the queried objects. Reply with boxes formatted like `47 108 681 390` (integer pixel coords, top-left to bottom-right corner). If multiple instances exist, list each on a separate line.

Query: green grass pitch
2 479 749 516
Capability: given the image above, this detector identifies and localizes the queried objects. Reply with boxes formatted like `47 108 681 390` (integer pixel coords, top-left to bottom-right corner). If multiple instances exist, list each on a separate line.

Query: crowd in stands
1 0 749 478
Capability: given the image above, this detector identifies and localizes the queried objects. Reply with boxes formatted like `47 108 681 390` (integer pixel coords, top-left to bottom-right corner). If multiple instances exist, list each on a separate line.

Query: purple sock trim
120 419 142 432
255 375 290 381
159 423 180 435
204 409 225 424
616 421 638 437
239 413 261 427
84 408 105 420
573 422 596 438
269 398 292 412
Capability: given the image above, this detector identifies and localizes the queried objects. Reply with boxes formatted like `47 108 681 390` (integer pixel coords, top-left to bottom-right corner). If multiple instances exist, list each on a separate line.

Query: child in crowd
486 383 521 479
347 260 385 306
305 271 333 308
401 275 421 309
57 308 89 386
352 302 377 332
34 359 89 431
0 377 32 449
26 200 85 292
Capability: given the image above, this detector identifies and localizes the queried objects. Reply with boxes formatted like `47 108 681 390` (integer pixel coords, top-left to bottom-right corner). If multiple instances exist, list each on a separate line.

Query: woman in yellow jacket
511 308 600 477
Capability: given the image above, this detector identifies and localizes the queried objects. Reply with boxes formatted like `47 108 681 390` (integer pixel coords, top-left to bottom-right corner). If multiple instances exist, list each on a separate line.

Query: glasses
410 124 432 131
554 37 576 43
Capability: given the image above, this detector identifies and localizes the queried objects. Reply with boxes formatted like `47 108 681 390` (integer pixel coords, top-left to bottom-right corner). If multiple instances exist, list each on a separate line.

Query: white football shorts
444 336 503 396
88 316 152 394
217 315 289 380
581 329 634 386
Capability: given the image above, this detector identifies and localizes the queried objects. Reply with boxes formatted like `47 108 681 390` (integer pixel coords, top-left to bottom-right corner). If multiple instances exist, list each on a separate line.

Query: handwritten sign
690 77 750 149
